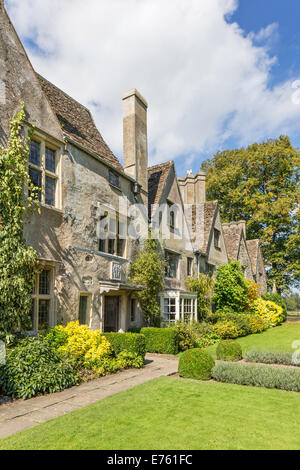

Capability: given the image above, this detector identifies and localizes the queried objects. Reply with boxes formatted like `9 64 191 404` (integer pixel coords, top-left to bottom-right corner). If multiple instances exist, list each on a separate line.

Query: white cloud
5 0 300 172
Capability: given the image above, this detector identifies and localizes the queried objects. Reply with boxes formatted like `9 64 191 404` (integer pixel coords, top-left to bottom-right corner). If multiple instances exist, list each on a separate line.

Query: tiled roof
222 223 242 261
190 201 218 254
246 239 260 274
148 161 174 216
37 74 123 171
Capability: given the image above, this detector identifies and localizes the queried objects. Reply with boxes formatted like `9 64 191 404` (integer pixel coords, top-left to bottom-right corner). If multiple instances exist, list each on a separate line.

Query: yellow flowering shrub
56 322 111 365
212 320 242 339
252 298 284 327
247 315 268 334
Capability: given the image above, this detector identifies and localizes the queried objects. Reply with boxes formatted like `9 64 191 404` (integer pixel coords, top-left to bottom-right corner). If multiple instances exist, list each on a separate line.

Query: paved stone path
0 354 178 439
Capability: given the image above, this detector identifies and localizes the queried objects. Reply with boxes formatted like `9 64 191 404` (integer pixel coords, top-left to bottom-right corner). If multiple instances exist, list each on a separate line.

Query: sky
4 0 300 177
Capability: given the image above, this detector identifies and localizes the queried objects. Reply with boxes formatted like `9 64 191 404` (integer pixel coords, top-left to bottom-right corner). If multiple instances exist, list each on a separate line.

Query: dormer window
109 170 120 189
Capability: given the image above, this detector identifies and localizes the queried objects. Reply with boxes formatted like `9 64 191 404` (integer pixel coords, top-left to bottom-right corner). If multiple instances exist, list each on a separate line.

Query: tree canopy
202 136 300 292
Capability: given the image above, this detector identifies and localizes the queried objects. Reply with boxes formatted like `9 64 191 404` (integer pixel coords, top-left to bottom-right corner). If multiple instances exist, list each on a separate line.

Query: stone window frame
164 250 179 279
31 264 55 331
26 129 63 210
214 228 221 250
98 208 127 259
78 293 92 326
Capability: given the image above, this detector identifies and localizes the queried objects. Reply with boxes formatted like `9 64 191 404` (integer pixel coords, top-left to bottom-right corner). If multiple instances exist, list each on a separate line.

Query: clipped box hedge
141 327 179 355
212 361 300 392
179 348 215 380
102 333 146 359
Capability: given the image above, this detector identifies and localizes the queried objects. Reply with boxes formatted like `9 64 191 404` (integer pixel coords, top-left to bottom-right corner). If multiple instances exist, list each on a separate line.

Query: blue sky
5 0 300 177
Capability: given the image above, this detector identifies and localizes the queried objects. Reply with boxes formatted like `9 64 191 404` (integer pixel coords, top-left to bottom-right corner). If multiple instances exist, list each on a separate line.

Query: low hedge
212 361 300 392
102 333 146 359
245 350 299 366
216 340 242 362
140 327 179 355
179 348 215 380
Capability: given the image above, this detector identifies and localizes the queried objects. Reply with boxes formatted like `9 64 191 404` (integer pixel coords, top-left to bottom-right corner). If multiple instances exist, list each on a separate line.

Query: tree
0 105 38 336
213 261 249 312
202 136 300 292
185 274 214 320
128 238 165 326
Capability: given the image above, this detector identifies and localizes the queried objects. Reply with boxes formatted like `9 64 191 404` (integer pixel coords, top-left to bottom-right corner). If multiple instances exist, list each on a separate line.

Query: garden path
0 353 178 439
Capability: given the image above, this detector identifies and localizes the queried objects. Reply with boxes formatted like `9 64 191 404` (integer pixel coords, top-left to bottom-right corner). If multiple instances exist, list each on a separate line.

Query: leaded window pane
39 270 50 295
38 299 50 329
79 296 88 325
109 170 120 189
45 176 56 206
29 141 41 167
45 147 56 173
29 168 42 201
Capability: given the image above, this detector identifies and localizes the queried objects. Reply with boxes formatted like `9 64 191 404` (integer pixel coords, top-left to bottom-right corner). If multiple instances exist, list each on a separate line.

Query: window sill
109 183 122 192
40 204 64 215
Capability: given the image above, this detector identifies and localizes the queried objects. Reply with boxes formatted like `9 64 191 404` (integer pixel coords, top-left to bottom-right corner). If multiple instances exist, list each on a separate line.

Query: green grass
206 322 300 358
1 376 300 450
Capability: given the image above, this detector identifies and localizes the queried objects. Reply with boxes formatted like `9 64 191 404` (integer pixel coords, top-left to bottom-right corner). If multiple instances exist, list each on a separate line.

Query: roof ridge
37 74 91 113
148 160 174 171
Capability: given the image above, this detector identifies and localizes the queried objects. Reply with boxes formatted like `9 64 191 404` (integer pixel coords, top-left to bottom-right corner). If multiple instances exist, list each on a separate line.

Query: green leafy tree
0 105 38 335
128 239 165 326
185 274 214 320
213 261 249 313
202 136 300 292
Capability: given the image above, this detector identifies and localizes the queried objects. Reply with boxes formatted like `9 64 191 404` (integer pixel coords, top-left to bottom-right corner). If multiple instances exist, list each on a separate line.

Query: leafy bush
213 320 242 339
191 322 220 348
251 298 284 327
245 350 299 366
127 327 142 333
185 274 214 320
212 261 249 312
178 348 215 380
0 338 79 399
141 327 179 354
212 311 252 337
212 361 300 392
170 322 197 351
262 293 287 320
247 315 268 334
216 340 242 362
102 332 146 359
56 322 111 368
43 327 68 348
85 351 144 376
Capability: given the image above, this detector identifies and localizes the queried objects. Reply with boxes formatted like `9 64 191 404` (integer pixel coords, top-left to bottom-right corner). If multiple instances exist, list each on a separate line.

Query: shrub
55 322 111 368
213 311 252 337
247 315 268 334
191 322 220 348
185 274 214 320
216 340 242 362
85 351 144 376
178 348 215 380
102 333 146 359
213 320 242 339
141 327 179 355
0 338 79 399
251 298 284 327
212 261 249 312
262 293 287 320
212 362 300 392
171 322 197 352
127 327 142 334
245 350 299 366
43 327 68 348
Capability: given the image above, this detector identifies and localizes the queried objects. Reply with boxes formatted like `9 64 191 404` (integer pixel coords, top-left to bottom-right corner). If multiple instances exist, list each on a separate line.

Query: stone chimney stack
123 89 148 193
178 171 206 204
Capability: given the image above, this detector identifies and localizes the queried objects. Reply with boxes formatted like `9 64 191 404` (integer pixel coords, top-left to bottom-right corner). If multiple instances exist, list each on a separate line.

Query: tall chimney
123 89 148 193
178 171 206 204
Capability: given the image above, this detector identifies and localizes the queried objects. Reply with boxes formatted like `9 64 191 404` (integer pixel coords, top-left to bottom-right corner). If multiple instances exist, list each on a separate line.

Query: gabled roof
246 239 260 274
148 161 174 215
37 74 122 171
191 201 218 255
222 223 243 261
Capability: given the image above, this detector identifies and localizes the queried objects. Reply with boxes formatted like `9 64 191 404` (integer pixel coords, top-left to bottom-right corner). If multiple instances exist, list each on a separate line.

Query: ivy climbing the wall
0 104 39 337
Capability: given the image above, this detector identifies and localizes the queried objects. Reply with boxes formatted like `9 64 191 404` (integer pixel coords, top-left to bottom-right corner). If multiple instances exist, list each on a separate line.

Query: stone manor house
0 3 267 332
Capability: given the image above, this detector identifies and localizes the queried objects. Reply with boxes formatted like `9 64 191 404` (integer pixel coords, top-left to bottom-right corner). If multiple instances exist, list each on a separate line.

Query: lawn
1 376 300 450
206 321 300 358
